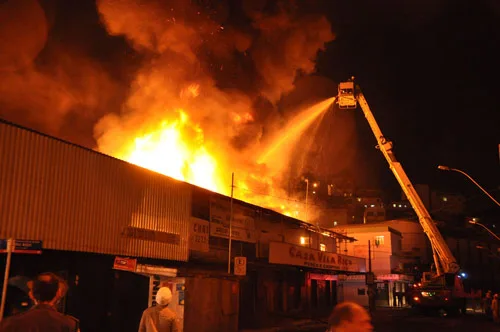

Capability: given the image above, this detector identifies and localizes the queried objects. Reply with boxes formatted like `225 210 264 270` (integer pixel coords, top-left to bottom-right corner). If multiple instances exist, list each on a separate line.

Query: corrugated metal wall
0 120 190 261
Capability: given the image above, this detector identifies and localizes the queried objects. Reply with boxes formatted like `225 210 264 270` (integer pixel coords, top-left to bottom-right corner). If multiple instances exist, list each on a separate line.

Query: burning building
0 0 361 224
0 115 365 331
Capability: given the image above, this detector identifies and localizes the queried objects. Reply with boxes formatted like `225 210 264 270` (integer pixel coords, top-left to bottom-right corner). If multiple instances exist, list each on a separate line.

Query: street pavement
368 308 500 332
242 308 500 332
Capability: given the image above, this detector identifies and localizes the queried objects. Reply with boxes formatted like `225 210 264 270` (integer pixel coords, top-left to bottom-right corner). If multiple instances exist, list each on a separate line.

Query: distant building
431 191 466 216
318 207 350 228
330 220 431 307
402 184 466 216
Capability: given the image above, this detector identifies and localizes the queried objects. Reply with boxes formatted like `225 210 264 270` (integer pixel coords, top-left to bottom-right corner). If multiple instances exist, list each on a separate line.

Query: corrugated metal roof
0 119 190 261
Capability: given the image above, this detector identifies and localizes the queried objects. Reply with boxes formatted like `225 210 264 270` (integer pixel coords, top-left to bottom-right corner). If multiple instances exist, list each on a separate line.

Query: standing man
139 287 179 332
326 302 373 332
0 272 79 331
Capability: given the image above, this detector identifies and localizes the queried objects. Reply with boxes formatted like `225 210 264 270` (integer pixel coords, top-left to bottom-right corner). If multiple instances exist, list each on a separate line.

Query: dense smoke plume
0 0 123 145
94 0 335 215
94 0 335 143
0 0 336 222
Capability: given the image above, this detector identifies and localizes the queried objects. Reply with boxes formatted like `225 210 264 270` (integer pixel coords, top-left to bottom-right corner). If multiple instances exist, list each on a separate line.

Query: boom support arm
338 82 459 276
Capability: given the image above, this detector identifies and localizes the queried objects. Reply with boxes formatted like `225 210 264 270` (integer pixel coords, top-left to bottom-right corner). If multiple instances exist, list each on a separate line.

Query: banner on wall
189 217 209 252
209 196 257 243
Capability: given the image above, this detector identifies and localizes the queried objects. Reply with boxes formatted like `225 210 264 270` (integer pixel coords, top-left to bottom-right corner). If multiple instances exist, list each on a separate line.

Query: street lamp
304 179 309 223
468 219 500 242
438 165 500 207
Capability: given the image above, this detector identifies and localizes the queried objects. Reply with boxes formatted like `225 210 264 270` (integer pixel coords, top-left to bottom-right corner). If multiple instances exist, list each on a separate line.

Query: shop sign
268 242 366 273
176 284 185 305
0 239 42 254
122 226 180 245
377 274 414 282
189 217 209 252
113 256 137 272
210 196 256 243
136 264 178 277
234 256 247 276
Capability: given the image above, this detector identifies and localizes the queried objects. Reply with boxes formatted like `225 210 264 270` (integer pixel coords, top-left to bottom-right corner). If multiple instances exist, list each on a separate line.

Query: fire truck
335 78 467 314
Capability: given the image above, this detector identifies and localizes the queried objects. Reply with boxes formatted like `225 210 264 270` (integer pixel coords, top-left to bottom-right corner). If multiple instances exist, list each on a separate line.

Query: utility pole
368 240 372 272
367 240 376 313
0 239 13 322
305 178 309 223
228 173 234 274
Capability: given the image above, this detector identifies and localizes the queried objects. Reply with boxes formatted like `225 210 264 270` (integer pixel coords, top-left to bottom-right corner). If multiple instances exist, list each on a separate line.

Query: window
300 236 310 245
333 221 338 226
320 243 326 252
375 235 385 246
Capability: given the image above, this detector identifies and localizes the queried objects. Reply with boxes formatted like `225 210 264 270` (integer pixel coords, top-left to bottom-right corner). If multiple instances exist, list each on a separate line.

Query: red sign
113 256 137 272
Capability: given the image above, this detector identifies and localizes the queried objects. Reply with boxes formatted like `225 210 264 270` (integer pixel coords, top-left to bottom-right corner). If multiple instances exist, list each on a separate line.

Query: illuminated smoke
94 0 335 220
0 0 336 222
0 0 121 142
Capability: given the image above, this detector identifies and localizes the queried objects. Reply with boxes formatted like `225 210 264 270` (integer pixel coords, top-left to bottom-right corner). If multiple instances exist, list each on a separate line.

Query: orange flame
119 109 221 193
99 83 332 223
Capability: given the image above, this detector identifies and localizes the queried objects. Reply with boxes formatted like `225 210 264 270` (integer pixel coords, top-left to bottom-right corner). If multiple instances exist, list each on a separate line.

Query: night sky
0 0 498 215
319 0 500 213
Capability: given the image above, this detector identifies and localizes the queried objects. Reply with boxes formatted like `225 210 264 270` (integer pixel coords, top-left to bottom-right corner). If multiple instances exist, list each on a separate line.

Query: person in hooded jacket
138 287 179 332
0 272 79 332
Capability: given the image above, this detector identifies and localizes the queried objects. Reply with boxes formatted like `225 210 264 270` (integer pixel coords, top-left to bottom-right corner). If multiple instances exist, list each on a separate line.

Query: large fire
0 0 337 222
91 0 336 223
127 110 219 192
106 83 334 222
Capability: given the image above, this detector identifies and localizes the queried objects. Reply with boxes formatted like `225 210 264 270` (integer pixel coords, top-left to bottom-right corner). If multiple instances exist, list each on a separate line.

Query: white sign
136 264 178 277
268 242 366 273
210 197 256 243
189 217 209 252
234 256 247 276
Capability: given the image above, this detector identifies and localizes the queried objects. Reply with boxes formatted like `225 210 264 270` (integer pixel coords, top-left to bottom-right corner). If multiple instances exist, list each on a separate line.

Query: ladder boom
338 81 459 276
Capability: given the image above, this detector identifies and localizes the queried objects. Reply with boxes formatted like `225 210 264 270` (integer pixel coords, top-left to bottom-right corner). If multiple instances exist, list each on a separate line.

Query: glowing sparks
180 83 200 99
232 112 254 124
187 83 200 98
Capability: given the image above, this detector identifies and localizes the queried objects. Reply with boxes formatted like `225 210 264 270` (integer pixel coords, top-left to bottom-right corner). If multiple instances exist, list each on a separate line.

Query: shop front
376 274 414 307
267 242 366 313
112 258 185 331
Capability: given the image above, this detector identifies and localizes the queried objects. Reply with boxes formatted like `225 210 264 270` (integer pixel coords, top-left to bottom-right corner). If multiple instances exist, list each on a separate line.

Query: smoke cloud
93 0 335 220
94 0 334 149
0 0 122 142
0 0 336 222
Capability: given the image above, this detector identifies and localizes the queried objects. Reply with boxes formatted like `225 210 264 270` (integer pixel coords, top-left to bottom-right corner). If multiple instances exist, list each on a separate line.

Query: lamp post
304 178 309 223
438 165 500 207
469 219 500 242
